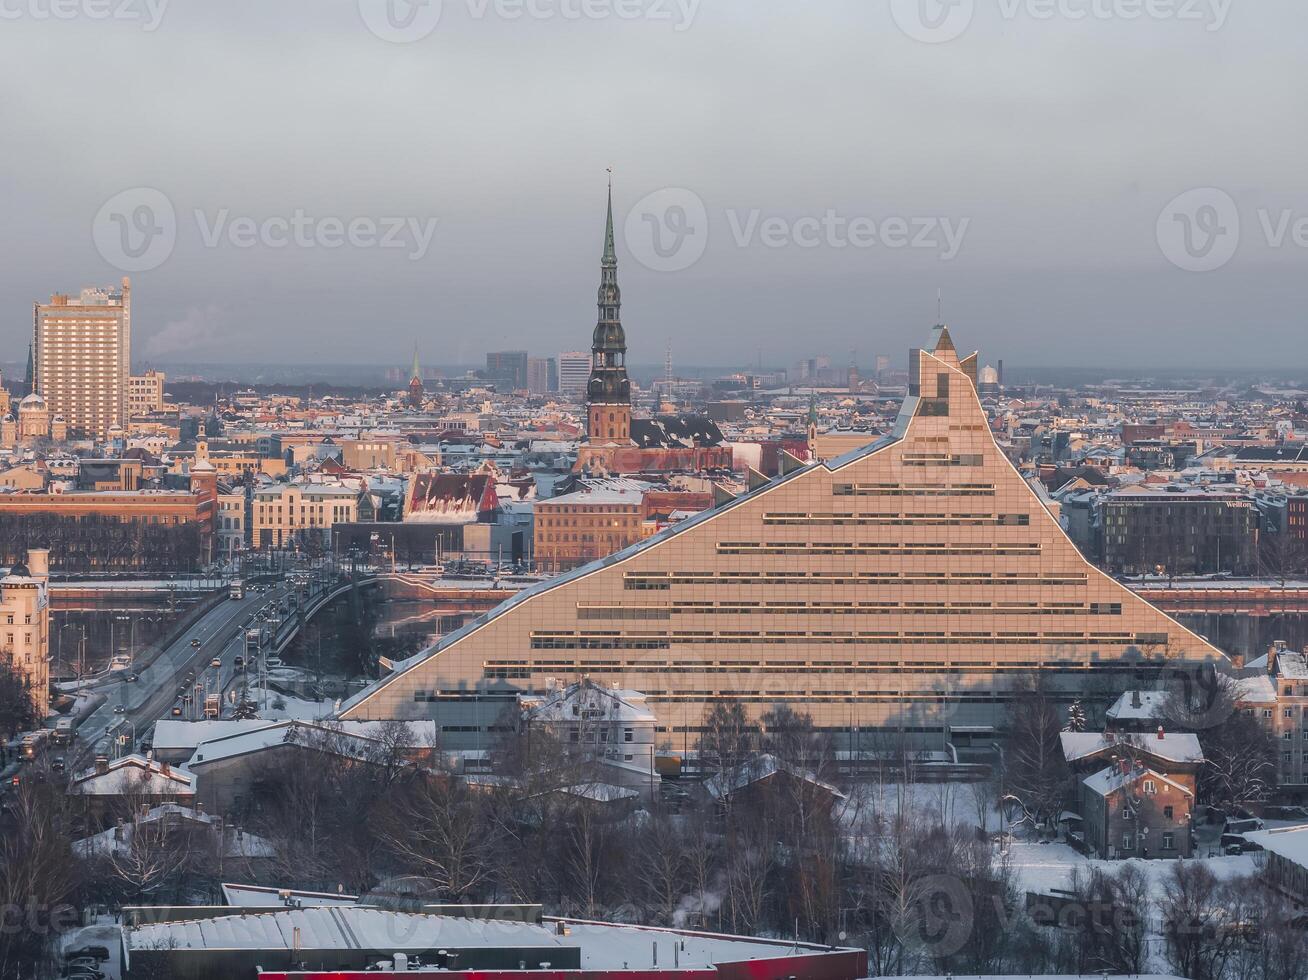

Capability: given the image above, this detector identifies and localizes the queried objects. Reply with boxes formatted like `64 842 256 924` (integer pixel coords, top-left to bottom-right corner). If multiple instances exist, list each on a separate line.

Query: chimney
1270 640 1287 675
25 549 49 580
160 761 170 777
1131 690 1142 709
95 756 109 776
1157 726 1165 741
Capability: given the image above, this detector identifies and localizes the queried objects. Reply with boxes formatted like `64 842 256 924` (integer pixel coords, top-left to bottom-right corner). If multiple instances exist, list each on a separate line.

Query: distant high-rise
486 350 528 389
875 354 891 381
527 357 557 395
558 351 592 400
34 278 131 439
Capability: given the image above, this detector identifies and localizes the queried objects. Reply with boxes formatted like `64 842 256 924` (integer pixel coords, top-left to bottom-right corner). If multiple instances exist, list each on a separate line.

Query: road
71 581 301 768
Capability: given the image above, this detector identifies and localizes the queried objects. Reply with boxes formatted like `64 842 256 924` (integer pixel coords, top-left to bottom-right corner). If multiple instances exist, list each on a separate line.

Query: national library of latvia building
341 325 1226 749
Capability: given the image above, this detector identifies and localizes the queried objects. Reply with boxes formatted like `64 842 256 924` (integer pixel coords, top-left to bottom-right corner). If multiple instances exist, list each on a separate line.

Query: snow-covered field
1005 841 1260 900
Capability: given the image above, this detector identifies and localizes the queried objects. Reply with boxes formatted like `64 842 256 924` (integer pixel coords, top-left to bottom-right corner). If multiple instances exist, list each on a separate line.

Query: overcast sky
0 0 1304 372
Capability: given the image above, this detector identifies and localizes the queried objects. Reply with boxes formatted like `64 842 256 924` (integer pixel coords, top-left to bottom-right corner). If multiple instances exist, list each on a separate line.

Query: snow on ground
1006 840 1260 901
59 920 122 980
842 781 1005 834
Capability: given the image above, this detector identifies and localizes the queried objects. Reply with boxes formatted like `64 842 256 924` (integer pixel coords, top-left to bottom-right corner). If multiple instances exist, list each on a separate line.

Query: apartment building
0 549 50 713
33 278 131 439
127 369 166 417
252 481 364 549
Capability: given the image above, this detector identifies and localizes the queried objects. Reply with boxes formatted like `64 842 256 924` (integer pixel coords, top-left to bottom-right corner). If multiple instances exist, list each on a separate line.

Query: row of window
833 483 995 497
623 571 1089 589
528 629 1163 650
717 541 1042 556
578 601 1122 619
762 512 1030 526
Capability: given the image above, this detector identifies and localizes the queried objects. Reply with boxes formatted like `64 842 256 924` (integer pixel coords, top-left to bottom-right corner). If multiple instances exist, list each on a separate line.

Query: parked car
64 946 109 961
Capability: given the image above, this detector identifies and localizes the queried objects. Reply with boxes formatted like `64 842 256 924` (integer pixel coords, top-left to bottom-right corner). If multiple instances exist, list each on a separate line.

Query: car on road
234 655 244 669
125 672 139 682
113 704 126 714
210 657 222 669
51 757 65 773
171 706 182 717
190 637 202 648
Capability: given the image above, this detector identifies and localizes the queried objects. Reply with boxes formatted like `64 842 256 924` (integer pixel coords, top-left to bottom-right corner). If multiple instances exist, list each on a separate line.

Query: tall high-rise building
341 324 1227 745
485 350 528 389
34 278 131 439
585 181 632 446
527 357 557 395
558 351 592 400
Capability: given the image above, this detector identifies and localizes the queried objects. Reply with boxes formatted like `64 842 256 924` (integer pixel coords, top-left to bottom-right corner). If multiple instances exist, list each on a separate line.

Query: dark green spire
24 341 34 396
602 170 616 265
589 175 630 407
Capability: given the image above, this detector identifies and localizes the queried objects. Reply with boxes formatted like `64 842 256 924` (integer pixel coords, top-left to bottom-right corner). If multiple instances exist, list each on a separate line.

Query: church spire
603 168 617 265
410 342 421 383
587 175 632 445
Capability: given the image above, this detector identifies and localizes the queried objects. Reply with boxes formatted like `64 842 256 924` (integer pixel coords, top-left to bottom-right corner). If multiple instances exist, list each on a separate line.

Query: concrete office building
33 278 131 439
557 351 591 400
340 326 1226 748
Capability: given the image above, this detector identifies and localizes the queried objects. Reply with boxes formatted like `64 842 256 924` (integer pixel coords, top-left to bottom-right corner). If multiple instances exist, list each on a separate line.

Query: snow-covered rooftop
1060 730 1203 765
1243 823 1308 865
221 883 359 908
1082 765 1194 799
126 909 815 968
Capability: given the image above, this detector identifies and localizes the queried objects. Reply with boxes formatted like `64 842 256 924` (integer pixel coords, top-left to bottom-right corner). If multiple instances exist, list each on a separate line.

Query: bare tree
376 770 496 900
1159 861 1243 980
1002 683 1069 832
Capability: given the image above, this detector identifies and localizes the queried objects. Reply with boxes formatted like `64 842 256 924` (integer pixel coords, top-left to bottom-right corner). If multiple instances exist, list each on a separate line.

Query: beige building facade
0 549 51 714
33 279 131 439
253 482 362 549
128 370 166 417
341 327 1227 747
